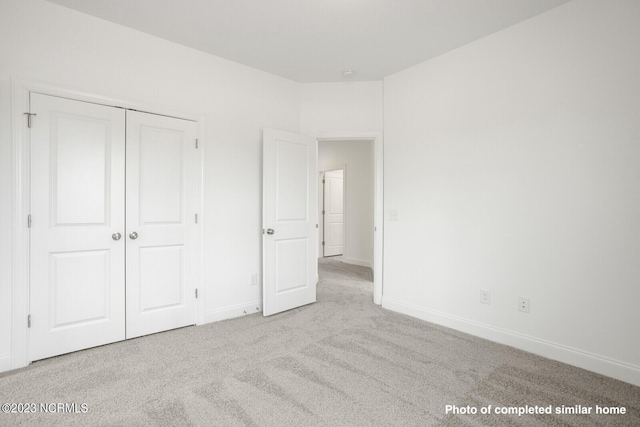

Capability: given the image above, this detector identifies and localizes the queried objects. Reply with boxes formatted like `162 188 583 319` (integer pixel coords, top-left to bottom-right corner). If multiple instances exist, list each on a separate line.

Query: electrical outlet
250 273 257 286
518 297 530 313
480 289 491 305
388 209 399 221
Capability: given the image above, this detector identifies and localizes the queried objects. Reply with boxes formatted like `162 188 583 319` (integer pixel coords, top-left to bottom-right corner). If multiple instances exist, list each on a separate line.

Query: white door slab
125 111 198 339
263 128 317 316
323 169 344 257
30 93 126 361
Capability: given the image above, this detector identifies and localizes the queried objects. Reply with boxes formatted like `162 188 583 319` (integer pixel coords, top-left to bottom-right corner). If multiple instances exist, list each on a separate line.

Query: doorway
317 140 374 269
315 135 382 304
28 93 200 361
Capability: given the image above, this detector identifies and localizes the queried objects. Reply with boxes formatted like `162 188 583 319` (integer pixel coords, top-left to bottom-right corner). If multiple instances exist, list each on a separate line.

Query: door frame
10 78 205 370
318 165 345 258
314 132 383 305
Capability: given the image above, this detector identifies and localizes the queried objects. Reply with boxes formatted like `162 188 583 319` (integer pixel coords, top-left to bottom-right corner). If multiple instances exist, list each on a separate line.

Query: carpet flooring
0 258 638 426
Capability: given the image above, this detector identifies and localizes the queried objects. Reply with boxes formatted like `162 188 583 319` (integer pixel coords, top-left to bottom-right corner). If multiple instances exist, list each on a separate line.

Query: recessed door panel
126 110 198 339
275 238 308 293
139 127 183 224
53 115 110 226
139 245 184 312
51 250 110 328
30 93 126 361
276 140 309 222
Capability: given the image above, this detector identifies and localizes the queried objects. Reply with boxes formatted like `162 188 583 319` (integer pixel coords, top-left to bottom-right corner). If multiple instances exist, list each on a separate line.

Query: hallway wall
318 140 375 268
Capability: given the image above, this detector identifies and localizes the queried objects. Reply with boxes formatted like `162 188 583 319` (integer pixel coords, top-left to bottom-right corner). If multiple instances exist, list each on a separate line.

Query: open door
262 128 318 316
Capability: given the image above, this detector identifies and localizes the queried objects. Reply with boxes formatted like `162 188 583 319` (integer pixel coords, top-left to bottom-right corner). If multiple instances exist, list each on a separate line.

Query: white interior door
125 111 199 339
323 169 344 257
263 128 317 316
30 93 126 361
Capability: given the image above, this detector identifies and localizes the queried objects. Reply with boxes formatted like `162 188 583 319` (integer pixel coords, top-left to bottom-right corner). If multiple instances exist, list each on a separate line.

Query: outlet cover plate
480 289 491 305
518 296 530 313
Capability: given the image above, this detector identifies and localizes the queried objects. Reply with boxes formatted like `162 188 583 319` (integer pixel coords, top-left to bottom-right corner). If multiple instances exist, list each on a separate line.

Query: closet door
30 94 126 361
125 111 198 339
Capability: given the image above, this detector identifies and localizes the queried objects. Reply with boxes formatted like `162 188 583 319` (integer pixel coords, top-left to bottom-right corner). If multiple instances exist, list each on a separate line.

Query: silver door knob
129 232 138 240
266 229 275 235
112 232 122 241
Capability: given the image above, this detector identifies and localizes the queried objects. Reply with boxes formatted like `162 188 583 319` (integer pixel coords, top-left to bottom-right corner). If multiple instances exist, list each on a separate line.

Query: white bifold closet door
125 110 198 339
29 94 127 361
29 93 198 361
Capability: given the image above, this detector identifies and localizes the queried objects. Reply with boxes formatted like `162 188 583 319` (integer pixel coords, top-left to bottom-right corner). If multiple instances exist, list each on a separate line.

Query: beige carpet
0 258 638 426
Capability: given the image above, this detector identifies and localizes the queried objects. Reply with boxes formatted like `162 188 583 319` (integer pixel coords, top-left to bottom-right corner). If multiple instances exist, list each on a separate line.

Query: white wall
300 81 383 135
383 0 640 386
319 140 374 267
0 0 299 370
300 81 384 301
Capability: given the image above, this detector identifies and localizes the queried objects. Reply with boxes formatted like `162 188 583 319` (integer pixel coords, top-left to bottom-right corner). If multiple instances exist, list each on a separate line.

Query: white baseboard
341 257 372 269
0 354 12 373
203 301 263 324
382 297 640 387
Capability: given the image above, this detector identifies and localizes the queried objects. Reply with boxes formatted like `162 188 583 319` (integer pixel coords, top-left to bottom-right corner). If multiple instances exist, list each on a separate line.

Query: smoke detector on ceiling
343 70 355 78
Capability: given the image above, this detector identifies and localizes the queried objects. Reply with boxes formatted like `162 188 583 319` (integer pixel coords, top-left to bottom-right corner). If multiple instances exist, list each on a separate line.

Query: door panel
276 238 308 293
30 93 126 361
125 111 198 339
139 128 184 224
263 128 317 316
50 250 110 327
138 245 184 312
276 140 310 221
53 115 110 225
323 169 344 256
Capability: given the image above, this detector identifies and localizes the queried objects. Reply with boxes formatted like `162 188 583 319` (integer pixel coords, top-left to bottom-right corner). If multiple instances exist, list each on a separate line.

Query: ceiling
46 0 571 83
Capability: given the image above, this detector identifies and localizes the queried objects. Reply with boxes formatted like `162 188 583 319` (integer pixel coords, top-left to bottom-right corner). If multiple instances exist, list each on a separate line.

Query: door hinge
195 289 198 299
27 214 32 228
195 213 198 224
322 179 325 184
322 210 325 215
195 138 198 149
27 314 31 328
316 224 318 228
24 112 37 128
322 241 325 246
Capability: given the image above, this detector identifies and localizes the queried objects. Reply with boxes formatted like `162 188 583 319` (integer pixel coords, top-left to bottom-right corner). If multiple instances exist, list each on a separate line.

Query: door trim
10 77 205 370
313 132 383 306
